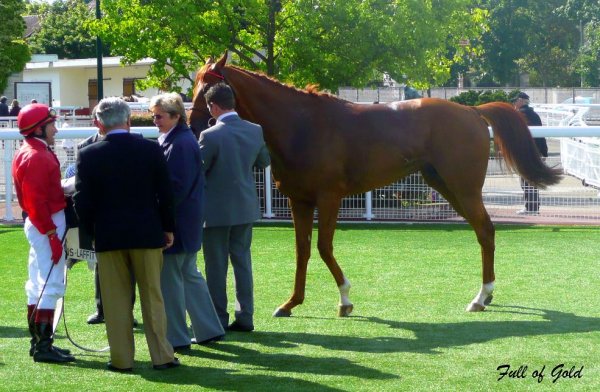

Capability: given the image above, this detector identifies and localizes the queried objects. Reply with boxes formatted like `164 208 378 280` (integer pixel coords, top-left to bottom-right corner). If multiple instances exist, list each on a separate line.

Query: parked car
561 96 594 104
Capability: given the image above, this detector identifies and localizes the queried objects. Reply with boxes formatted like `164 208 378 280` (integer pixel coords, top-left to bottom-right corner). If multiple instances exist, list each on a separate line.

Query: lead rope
61 264 110 352
30 231 107 352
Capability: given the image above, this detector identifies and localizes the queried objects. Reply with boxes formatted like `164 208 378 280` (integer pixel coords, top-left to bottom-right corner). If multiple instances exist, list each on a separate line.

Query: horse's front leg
317 194 353 317
273 199 315 317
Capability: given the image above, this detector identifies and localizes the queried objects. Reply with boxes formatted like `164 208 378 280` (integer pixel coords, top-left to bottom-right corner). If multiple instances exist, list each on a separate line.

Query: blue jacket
160 123 204 254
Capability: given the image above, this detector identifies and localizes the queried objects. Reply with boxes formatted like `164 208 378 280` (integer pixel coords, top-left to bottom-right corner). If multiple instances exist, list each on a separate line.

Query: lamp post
96 0 103 101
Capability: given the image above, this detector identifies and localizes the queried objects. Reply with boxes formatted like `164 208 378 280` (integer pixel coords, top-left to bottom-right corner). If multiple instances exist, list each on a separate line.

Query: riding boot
27 306 37 357
48 310 72 356
33 309 75 363
28 307 71 357
33 322 75 363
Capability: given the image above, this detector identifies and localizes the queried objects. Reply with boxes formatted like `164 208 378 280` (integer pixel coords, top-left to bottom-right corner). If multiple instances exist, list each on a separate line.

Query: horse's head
189 52 229 139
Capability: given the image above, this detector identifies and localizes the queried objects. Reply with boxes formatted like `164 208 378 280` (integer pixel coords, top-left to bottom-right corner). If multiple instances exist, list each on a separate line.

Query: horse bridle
190 66 233 127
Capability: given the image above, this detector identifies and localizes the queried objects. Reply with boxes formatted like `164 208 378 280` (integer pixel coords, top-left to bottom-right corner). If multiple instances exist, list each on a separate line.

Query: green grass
1 222 600 391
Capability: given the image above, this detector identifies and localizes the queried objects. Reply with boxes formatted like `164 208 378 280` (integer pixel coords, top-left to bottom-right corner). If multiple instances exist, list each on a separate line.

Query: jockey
12 104 75 363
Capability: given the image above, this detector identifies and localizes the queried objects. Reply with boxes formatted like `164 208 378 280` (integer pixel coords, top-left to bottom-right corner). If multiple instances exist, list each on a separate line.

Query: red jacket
12 138 66 234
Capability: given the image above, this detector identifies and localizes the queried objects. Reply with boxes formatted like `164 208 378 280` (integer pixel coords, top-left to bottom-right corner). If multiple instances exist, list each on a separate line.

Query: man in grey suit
199 83 270 332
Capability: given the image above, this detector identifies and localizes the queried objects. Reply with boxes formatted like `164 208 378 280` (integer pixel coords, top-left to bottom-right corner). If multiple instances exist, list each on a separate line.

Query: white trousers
24 211 66 309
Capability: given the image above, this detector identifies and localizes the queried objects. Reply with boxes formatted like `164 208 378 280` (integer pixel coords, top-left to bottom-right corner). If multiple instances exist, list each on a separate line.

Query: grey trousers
161 252 224 347
203 223 254 329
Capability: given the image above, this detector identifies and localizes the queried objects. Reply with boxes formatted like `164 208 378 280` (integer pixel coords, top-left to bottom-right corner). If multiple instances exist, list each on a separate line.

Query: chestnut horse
190 53 561 317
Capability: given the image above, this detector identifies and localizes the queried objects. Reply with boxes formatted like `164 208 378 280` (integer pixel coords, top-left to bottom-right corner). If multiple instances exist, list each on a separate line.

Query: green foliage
26 0 109 59
450 89 516 105
476 0 581 87
89 0 486 93
557 0 600 87
130 113 154 126
0 0 30 92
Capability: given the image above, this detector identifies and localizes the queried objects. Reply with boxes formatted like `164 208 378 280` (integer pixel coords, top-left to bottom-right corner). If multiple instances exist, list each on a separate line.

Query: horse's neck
225 67 306 149
227 67 298 118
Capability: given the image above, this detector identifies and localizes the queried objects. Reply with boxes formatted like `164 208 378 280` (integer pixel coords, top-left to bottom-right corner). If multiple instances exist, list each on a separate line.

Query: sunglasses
152 114 165 120
48 108 57 117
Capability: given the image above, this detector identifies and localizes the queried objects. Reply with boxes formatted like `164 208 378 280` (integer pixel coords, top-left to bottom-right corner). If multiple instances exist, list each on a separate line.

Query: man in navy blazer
74 97 178 371
200 83 270 332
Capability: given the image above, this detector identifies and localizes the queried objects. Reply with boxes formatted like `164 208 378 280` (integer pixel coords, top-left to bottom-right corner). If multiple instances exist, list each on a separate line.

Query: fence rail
2 126 600 224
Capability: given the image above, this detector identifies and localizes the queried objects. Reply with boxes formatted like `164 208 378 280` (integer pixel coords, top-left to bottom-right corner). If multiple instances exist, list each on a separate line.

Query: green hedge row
130 113 155 126
450 90 523 106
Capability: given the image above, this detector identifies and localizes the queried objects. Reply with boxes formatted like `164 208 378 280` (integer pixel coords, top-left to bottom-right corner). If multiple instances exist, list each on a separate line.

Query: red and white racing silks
12 137 66 235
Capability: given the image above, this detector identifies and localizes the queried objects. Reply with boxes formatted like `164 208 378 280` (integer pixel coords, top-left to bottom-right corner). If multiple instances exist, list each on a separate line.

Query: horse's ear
215 50 228 68
205 56 214 64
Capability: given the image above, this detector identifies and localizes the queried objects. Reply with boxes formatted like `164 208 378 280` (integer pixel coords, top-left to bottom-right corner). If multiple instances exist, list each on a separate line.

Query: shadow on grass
250 306 600 355
68 355 355 391
185 340 396 378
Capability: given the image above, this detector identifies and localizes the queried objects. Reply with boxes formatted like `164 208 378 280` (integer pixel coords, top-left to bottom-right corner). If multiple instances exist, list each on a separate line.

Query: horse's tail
473 102 562 188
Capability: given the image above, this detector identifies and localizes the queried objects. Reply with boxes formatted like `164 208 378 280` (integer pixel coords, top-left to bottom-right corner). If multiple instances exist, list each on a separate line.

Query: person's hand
48 232 63 264
164 232 174 250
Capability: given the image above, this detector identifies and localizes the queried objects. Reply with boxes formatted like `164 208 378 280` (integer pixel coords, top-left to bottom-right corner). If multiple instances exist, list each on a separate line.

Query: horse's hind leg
421 166 495 311
316 195 353 316
273 198 315 317
460 196 495 311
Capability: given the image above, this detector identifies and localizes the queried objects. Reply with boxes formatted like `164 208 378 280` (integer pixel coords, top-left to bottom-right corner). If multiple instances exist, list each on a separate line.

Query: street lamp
96 0 103 101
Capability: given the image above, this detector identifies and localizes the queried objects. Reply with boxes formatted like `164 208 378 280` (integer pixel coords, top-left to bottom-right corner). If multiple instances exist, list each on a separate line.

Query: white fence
2 125 600 224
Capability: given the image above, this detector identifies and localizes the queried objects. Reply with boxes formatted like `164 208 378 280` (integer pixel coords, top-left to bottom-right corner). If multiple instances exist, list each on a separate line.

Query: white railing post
263 165 274 218
3 140 15 221
363 191 374 220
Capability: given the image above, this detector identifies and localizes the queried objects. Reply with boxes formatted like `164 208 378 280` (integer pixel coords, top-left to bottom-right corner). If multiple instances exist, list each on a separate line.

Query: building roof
25 57 155 70
23 15 40 38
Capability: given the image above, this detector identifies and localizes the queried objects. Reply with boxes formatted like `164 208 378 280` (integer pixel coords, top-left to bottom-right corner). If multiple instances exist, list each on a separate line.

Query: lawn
1 222 599 391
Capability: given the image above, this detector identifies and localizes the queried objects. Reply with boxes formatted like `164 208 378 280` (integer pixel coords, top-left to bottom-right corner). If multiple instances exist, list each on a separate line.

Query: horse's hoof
466 302 485 312
484 294 494 306
338 304 353 317
273 308 292 317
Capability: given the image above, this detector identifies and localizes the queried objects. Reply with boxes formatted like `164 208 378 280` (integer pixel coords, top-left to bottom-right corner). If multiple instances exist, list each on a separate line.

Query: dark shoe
227 321 254 332
153 357 180 370
192 334 225 345
30 344 71 357
33 349 76 363
107 361 133 373
173 344 191 352
87 312 104 324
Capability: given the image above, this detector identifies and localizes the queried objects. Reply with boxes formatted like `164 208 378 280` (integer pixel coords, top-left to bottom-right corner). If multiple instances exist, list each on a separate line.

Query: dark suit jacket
73 132 175 252
199 114 270 227
519 105 548 157
159 123 204 254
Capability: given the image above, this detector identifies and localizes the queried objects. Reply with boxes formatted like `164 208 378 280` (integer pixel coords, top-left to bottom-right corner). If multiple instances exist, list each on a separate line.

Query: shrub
130 113 155 126
450 90 521 106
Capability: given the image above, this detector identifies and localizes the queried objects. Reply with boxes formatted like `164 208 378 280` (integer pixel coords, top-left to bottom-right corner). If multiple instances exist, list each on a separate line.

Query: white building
7 55 193 112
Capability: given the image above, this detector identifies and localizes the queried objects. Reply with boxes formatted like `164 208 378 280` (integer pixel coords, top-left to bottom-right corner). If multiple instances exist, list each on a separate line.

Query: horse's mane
194 63 345 104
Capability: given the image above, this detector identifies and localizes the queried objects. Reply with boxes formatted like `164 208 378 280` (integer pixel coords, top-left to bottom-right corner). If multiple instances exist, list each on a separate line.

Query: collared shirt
105 129 128 136
157 126 176 146
216 111 237 124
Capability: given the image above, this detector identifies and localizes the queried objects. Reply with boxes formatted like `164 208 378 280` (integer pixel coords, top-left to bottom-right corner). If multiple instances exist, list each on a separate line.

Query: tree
26 0 110 59
557 0 600 87
89 0 487 93
476 0 580 87
0 0 30 92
